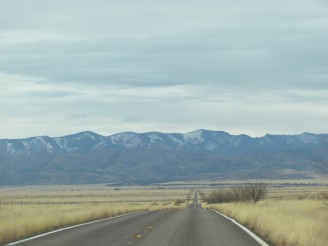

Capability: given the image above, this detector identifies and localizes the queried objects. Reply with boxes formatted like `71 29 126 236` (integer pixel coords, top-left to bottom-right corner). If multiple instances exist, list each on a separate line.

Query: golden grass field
1 181 327 246
205 182 328 246
0 185 191 245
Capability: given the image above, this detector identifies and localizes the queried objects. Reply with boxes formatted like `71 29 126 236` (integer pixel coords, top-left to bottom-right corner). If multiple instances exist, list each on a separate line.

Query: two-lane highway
8 191 265 246
137 207 263 246
189 189 201 209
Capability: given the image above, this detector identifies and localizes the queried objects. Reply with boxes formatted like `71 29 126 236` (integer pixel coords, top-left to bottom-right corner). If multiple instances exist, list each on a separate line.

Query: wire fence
0 200 138 207
0 199 179 207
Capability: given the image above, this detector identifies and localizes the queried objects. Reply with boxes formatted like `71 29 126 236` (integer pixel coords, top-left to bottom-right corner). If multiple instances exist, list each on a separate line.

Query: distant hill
0 130 327 185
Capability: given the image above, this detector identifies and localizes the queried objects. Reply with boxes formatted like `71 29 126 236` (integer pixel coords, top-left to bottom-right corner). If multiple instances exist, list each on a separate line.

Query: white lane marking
210 209 270 246
7 211 144 245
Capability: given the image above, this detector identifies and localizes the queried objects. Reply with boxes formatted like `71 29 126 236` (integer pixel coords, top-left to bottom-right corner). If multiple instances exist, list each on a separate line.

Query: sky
0 0 328 139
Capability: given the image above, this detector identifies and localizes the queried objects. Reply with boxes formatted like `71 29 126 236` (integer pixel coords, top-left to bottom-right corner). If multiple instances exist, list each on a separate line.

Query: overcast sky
0 0 328 139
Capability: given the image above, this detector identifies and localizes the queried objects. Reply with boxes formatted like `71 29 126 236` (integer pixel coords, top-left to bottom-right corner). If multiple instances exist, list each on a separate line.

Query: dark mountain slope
0 130 327 185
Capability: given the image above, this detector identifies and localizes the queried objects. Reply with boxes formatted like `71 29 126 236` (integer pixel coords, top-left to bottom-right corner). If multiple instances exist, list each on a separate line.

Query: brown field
204 181 328 246
1 180 327 246
0 185 191 245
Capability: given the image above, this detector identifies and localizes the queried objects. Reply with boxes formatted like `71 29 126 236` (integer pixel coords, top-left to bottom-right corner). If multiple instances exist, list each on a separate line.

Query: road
189 189 201 208
9 191 264 246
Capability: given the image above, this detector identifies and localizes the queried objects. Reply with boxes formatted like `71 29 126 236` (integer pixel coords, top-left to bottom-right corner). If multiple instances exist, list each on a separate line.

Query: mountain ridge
1 129 326 154
0 130 327 185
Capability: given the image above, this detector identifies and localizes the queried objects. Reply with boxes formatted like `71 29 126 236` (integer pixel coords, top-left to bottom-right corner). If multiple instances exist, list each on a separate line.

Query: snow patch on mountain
54 138 73 151
82 132 97 140
184 129 205 143
109 132 136 144
6 142 15 153
22 141 30 149
0 130 326 155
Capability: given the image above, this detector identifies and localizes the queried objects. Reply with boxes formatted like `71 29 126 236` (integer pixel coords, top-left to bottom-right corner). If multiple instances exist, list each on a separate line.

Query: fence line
0 200 112 207
0 200 146 207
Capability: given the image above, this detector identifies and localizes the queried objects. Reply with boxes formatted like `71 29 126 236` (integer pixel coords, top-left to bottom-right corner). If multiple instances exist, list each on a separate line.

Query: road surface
189 189 201 208
9 191 264 246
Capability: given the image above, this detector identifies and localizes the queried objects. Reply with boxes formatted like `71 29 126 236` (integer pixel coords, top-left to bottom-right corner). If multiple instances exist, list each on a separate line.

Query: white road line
6 211 144 245
210 209 270 246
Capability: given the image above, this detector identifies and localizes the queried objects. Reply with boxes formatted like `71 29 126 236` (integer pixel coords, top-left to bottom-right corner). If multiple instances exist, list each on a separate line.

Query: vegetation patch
0 185 189 245
206 184 267 203
206 185 328 246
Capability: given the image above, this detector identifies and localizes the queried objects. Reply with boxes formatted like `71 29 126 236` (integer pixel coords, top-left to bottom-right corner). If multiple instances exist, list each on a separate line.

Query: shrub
206 184 267 204
244 184 267 203
174 199 184 206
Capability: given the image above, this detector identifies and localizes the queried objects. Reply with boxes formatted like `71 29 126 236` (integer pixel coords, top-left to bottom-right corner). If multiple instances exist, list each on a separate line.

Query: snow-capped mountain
0 129 326 155
0 130 327 185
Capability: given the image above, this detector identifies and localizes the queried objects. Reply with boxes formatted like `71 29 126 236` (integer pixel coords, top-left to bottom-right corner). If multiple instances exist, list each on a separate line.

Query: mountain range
0 130 327 185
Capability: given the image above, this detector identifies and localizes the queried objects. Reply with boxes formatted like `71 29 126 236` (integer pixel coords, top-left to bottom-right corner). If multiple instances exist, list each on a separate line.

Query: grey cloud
1 25 327 91
0 0 327 138
68 113 88 119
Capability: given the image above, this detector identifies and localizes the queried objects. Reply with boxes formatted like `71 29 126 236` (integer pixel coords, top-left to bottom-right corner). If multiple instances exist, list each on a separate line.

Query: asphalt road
189 190 201 208
9 191 263 246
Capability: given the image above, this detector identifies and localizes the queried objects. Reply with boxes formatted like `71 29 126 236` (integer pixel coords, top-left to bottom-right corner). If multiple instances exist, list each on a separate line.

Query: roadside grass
0 204 143 245
0 185 189 245
206 188 328 246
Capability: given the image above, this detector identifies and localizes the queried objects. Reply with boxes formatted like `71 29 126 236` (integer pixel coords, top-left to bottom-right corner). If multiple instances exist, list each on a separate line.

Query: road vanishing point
8 191 267 246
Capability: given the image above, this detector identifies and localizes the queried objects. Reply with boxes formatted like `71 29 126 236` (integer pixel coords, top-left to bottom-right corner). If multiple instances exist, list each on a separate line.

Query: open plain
1 180 327 246
0 185 189 245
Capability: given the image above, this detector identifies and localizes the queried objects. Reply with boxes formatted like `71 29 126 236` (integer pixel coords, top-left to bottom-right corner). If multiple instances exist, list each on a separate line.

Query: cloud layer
1 0 328 138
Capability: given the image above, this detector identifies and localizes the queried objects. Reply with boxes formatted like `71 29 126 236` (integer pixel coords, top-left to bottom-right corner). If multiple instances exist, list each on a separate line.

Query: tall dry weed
0 201 186 244
210 199 328 246
0 204 142 244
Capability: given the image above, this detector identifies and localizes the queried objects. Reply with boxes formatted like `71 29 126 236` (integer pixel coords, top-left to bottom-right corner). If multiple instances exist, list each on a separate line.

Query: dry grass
207 185 328 246
0 185 189 245
0 185 189 204
0 204 142 245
